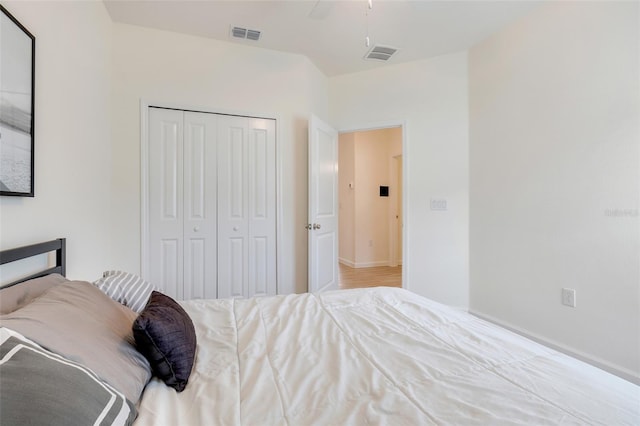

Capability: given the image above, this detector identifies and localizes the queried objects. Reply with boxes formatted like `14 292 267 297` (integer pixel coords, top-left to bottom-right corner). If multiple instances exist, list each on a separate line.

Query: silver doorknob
233 226 239 231
305 224 312 230
193 226 200 232
313 223 321 230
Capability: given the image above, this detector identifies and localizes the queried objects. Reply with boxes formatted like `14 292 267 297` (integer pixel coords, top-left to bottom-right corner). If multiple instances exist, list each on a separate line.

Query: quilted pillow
0 328 137 426
93 271 155 313
132 291 197 392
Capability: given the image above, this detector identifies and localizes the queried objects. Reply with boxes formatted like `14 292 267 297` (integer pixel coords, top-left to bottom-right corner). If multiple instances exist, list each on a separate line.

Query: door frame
139 99 283 292
389 154 402 268
336 119 408 290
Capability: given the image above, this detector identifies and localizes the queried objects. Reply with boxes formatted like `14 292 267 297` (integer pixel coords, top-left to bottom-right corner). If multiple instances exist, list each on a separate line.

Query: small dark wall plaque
379 186 389 197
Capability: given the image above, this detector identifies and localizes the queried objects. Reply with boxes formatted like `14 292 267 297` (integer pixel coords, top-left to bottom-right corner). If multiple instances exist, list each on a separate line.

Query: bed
1 239 638 425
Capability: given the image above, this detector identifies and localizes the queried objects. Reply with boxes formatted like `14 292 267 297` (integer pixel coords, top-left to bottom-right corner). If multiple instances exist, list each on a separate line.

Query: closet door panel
149 108 184 299
250 237 268 296
248 119 277 297
230 237 245 298
218 116 249 298
186 126 205 219
183 112 218 299
217 235 246 298
161 239 180 299
229 127 245 218
185 239 205 299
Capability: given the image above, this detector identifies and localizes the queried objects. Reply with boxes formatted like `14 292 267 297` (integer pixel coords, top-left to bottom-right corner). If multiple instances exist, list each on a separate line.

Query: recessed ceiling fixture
230 26 261 41
364 45 398 61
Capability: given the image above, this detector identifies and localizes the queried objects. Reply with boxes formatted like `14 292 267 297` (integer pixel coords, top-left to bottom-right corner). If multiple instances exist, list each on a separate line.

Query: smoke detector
230 26 261 41
364 45 398 61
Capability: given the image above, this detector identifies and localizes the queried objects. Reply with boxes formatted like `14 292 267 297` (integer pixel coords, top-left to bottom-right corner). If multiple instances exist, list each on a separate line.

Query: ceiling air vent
246 30 261 41
364 45 398 61
230 26 261 41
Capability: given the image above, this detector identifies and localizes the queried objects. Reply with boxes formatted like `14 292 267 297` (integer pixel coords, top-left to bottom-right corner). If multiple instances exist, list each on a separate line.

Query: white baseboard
469 310 640 385
354 260 389 268
339 258 403 268
338 258 356 268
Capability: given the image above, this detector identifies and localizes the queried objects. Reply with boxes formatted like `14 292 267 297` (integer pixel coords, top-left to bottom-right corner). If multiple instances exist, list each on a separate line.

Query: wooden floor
339 263 402 289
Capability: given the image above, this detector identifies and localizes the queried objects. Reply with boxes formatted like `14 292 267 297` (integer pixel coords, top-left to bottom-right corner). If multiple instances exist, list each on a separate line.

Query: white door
308 115 339 292
217 115 277 298
148 108 217 300
183 112 218 299
149 108 184 299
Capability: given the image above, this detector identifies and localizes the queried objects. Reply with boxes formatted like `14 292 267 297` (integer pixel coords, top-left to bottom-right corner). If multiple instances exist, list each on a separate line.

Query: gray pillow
0 273 68 314
0 280 151 403
0 328 137 426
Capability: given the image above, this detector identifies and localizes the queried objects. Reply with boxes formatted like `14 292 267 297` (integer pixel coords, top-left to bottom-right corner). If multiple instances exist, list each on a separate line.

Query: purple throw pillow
132 291 196 392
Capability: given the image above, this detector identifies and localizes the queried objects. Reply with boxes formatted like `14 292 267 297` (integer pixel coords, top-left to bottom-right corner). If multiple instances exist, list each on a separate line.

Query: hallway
338 263 402 289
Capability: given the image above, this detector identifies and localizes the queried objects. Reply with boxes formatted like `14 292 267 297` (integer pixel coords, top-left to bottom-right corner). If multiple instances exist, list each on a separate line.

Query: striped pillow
93 271 155 313
0 327 137 426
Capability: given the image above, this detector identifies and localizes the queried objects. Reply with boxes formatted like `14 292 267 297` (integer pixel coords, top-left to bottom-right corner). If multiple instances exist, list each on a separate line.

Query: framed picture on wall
0 5 35 197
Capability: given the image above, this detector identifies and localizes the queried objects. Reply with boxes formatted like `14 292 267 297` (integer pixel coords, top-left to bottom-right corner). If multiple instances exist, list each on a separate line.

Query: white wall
469 1 639 380
330 53 469 308
0 1 112 282
110 24 329 294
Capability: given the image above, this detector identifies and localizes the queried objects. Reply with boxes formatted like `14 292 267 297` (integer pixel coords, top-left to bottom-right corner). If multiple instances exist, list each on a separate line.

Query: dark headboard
0 238 66 288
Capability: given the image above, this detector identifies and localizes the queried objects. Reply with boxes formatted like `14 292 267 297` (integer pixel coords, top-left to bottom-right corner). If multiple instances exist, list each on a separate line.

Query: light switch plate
562 288 576 308
430 198 447 211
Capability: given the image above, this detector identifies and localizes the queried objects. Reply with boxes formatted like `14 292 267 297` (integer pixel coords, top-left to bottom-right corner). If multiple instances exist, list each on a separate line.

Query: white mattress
134 287 639 425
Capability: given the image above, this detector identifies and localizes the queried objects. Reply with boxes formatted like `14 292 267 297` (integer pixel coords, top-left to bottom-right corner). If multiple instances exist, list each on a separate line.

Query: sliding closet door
217 116 276 298
149 109 217 300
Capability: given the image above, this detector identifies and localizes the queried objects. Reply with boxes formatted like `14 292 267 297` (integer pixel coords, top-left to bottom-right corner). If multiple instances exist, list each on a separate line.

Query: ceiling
103 0 541 77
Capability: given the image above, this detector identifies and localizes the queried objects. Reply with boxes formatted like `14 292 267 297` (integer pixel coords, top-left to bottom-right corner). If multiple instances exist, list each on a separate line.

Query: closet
147 107 276 300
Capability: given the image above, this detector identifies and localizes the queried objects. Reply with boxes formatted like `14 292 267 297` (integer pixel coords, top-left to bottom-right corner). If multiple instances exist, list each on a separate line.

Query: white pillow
93 271 155 313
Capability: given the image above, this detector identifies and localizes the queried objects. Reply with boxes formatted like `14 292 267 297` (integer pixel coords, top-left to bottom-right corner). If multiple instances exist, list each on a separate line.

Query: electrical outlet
369 240 373 247
561 288 576 308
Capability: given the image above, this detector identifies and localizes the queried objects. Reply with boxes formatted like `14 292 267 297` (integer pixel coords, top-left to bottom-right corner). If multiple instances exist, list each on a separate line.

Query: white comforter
135 287 639 425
